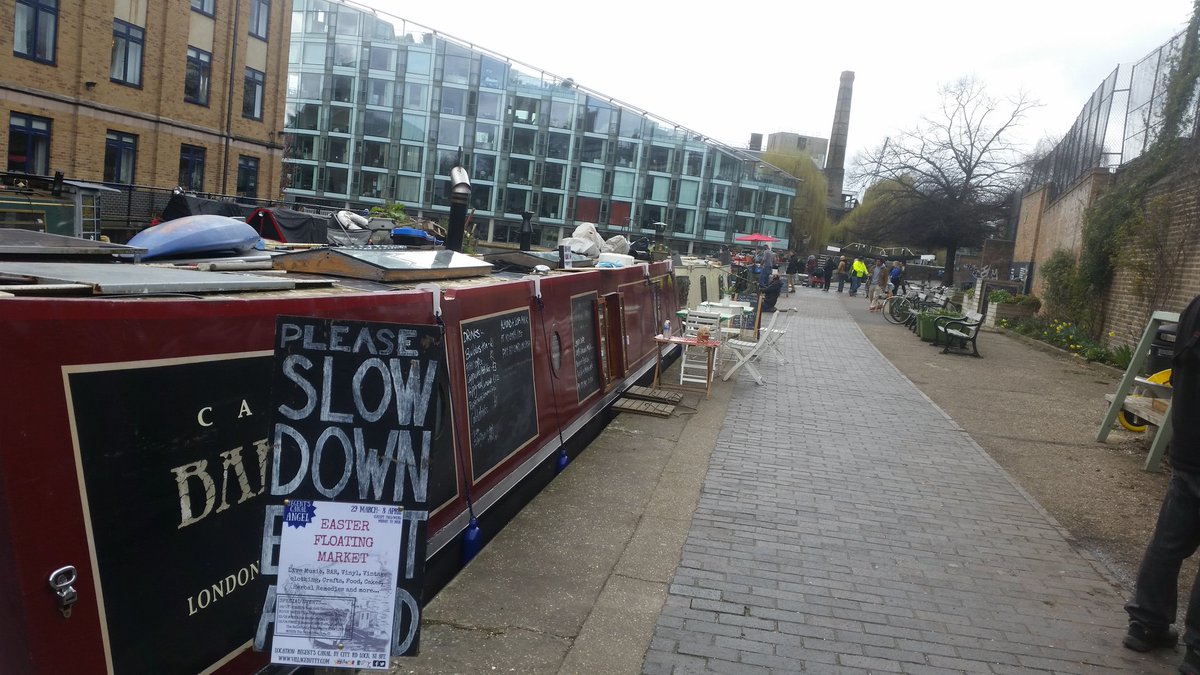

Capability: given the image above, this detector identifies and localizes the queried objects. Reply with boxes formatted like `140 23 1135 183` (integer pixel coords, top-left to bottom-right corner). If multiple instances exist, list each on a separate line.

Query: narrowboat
0 227 678 673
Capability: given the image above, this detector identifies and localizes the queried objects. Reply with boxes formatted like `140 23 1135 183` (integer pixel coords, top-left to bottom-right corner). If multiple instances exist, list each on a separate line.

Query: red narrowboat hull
0 262 677 674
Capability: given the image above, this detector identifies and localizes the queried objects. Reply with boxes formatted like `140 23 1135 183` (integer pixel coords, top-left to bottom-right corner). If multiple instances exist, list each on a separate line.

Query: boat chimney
519 210 534 251
446 165 471 252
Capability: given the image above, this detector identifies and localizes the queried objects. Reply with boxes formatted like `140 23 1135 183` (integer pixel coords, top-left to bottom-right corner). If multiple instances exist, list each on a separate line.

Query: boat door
602 292 627 379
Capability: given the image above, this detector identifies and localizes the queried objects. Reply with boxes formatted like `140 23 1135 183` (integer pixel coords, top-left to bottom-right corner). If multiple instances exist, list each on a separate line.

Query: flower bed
997 316 1132 369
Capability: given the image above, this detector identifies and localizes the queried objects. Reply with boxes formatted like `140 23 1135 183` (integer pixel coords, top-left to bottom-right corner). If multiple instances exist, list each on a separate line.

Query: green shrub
988 289 1014 303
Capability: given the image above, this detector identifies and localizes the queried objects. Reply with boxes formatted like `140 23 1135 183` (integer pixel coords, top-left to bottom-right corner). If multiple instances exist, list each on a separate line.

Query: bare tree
852 78 1037 282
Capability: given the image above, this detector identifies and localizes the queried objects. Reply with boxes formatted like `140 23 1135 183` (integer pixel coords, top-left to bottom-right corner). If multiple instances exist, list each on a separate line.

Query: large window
104 131 137 184
14 0 57 64
242 68 264 120
190 0 214 16
179 144 206 191
110 19 143 87
237 156 259 198
249 0 269 40
7 113 51 174
184 47 212 105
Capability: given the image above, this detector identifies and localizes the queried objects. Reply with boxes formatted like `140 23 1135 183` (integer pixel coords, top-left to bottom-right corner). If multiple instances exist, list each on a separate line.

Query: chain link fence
1026 29 1197 201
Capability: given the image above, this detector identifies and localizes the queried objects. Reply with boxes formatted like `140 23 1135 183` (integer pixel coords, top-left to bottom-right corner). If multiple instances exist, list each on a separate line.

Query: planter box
986 303 1037 328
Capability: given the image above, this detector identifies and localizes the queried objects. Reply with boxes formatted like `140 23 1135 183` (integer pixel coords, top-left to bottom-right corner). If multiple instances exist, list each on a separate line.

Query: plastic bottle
662 320 671 337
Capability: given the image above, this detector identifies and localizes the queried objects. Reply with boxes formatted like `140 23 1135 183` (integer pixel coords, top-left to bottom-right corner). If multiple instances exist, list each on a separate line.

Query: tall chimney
825 71 854 212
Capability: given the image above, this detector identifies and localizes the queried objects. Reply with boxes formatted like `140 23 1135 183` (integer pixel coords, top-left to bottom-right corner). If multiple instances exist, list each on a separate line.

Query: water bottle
662 320 671 337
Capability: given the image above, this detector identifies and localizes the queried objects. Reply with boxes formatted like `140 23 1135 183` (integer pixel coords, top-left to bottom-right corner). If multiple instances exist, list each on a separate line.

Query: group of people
805 254 908 306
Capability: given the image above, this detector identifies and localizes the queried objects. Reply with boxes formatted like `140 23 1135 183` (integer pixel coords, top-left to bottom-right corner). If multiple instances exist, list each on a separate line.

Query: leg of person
1125 471 1200 651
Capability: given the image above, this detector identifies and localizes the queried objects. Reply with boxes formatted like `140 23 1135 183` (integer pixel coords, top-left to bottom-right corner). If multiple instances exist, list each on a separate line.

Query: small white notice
271 500 404 670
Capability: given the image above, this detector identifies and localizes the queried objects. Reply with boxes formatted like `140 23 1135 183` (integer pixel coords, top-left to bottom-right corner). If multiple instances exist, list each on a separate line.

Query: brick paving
642 291 1170 674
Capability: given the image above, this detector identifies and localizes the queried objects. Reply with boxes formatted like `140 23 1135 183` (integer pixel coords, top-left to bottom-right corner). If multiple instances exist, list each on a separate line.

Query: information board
571 293 601 402
272 500 405 670
460 308 538 480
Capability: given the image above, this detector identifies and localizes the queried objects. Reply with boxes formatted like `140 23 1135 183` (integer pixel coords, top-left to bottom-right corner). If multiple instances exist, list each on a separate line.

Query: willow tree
853 78 1034 282
761 149 829 255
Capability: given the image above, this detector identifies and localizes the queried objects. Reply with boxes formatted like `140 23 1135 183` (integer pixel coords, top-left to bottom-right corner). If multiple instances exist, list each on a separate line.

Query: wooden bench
934 310 983 357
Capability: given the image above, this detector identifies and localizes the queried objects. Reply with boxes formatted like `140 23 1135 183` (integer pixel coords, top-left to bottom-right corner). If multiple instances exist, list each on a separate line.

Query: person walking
869 258 889 311
785 253 801 292
835 256 848 293
1123 294 1200 673
849 257 868 297
888 260 902 296
805 255 818 288
822 255 836 291
895 261 908 294
758 244 775 289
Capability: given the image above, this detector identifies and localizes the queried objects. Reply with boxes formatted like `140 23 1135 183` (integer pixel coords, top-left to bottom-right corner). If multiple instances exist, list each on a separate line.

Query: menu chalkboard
571 293 601 402
461 308 539 480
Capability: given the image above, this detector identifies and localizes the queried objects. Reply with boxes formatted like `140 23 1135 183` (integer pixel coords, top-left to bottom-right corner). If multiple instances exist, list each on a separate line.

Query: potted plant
985 290 1041 327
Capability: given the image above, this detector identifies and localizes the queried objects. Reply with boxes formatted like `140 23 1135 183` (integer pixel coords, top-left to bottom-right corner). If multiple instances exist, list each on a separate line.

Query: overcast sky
372 0 1193 190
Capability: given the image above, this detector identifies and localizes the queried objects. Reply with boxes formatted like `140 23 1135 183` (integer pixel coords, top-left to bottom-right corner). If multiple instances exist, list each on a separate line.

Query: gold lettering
171 460 216 529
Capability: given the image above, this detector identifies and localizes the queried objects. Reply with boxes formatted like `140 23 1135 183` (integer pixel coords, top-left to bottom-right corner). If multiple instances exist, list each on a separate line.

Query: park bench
934 310 984 357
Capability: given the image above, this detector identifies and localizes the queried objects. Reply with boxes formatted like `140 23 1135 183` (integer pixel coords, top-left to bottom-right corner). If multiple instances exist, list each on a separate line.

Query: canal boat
0 227 678 674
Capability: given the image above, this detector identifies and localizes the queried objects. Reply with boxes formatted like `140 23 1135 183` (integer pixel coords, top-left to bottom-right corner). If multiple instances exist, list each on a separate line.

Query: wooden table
652 334 721 398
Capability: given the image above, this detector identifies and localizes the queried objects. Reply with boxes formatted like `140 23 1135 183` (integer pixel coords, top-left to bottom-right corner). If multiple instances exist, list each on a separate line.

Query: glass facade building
283 0 797 254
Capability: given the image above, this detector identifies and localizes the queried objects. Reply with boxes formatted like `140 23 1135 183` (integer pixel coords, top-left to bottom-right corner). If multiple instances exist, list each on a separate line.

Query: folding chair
721 311 780 385
679 311 722 386
757 308 797 364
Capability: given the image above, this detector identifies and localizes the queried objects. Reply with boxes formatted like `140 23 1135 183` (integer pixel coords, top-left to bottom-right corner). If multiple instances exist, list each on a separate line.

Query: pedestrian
896 261 908 294
849 257 868 297
758 244 775 289
869 258 889 311
888 260 902 296
835 256 848 293
822 255 837 291
805 255 817 287
1122 293 1200 672
786 253 801 292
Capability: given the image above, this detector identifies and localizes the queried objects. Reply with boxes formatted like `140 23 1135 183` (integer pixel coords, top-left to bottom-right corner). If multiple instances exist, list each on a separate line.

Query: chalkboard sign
262 316 450 658
461 308 539 480
571 293 601 402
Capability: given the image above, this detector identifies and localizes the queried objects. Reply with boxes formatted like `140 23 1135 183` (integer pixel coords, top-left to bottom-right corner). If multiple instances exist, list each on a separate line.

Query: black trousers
1127 468 1200 647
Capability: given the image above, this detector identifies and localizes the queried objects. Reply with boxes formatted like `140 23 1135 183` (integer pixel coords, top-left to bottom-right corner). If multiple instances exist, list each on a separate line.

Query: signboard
271 500 405 669
570 293 601 402
460 308 538 480
257 316 447 659
66 353 273 675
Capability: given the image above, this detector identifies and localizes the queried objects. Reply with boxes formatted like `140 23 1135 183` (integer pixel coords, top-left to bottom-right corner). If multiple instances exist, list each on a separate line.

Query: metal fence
1025 29 1197 201
98 185 285 240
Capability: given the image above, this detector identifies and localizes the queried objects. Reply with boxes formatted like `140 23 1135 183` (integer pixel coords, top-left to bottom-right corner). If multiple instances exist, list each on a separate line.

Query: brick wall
0 0 287 198
1019 159 1200 347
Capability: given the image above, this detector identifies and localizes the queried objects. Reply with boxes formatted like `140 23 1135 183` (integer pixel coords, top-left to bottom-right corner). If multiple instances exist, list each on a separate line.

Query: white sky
371 0 1192 189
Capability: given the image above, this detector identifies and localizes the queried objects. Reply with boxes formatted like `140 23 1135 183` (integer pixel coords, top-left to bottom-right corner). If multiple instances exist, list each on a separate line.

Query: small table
652 334 721 398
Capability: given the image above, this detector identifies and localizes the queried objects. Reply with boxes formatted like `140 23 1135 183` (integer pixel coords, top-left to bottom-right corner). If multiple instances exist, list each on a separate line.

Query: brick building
1 0 289 200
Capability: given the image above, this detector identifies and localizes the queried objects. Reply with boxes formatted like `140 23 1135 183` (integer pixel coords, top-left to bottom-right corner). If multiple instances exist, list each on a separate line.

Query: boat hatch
0 261 297 296
272 246 492 281
0 229 147 258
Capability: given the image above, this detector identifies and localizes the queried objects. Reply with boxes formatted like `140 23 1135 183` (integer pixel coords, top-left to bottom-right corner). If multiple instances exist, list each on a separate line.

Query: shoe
1182 649 1200 675
1123 622 1178 652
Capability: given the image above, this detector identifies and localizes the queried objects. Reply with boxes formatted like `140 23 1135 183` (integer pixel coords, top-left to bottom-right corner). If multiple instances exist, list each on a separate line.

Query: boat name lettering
171 439 270 529
196 398 255 428
277 322 418 357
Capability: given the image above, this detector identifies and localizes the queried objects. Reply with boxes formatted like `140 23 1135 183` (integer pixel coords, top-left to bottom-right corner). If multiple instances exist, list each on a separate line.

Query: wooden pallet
613 398 675 417
622 385 684 404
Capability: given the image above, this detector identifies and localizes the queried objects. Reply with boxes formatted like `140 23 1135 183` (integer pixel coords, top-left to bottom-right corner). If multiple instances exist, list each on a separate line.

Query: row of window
15 0 268 120
7 112 261 197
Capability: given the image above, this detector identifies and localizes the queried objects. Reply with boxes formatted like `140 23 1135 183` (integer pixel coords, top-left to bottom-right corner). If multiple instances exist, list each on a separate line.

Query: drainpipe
221 0 242 194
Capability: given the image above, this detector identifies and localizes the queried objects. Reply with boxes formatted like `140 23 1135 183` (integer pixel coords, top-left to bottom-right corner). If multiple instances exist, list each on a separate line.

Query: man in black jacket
821 255 837 292
1124 295 1200 674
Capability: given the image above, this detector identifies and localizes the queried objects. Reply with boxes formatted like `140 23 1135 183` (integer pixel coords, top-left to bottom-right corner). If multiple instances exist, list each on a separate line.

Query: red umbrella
735 233 781 243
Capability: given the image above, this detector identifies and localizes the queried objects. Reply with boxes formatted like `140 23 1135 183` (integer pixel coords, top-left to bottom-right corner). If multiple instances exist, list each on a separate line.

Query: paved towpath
641 290 1169 674
396 287 1176 675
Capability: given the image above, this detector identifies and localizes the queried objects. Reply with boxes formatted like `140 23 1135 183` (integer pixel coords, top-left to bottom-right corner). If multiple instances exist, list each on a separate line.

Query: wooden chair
679 311 722 386
721 311 781 385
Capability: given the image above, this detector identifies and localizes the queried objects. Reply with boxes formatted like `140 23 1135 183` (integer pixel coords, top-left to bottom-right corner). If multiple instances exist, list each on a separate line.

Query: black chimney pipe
519 210 534 251
446 165 471 252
